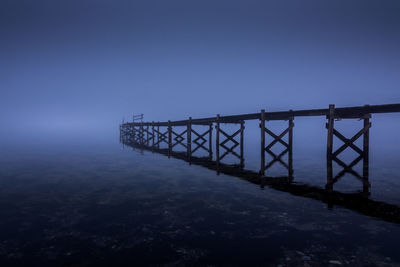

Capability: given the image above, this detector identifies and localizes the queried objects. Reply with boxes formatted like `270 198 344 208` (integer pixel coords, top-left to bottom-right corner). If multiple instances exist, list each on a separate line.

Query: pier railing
120 103 400 194
123 104 400 126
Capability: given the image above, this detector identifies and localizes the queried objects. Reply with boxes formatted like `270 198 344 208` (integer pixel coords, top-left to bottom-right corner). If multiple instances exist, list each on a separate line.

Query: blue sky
1 0 399 140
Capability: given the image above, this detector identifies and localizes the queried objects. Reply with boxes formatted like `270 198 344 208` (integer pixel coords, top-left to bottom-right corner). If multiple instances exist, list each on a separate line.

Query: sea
1 115 400 266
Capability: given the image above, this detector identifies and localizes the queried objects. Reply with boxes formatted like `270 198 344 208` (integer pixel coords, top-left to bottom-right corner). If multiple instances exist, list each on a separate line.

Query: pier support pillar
240 120 245 169
326 104 335 191
157 125 160 149
216 114 220 174
209 123 213 160
151 122 155 152
363 114 370 193
260 109 266 175
215 115 245 171
187 122 213 160
139 123 144 145
260 109 294 179
146 125 149 146
288 113 294 180
187 117 192 162
326 104 371 193
168 120 172 158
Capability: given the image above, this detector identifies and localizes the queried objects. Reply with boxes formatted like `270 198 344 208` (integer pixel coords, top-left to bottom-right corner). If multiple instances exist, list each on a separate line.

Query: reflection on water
0 139 399 266
124 140 400 226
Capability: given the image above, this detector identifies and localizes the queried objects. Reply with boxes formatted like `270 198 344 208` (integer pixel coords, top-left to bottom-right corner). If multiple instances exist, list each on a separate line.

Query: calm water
0 130 400 266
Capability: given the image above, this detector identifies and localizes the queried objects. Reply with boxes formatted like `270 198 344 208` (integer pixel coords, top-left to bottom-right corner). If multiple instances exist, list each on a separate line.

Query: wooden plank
326 104 335 191
363 112 371 193
240 120 244 169
123 103 400 127
157 125 160 148
188 117 192 161
146 125 150 146
152 122 155 151
140 123 144 145
209 123 213 160
288 117 294 180
260 109 265 176
168 120 172 158
216 114 220 173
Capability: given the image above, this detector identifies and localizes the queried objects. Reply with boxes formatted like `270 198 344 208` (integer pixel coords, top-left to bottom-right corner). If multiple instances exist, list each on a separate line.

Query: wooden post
216 114 220 174
363 112 371 194
137 124 139 143
288 116 294 180
209 123 213 160
152 122 155 151
240 120 245 169
134 125 137 143
136 125 139 144
139 124 142 144
119 124 122 143
168 120 172 158
260 109 265 176
146 125 150 146
122 128 125 148
135 124 137 144
121 124 124 147
326 104 335 191
188 117 192 162
138 123 141 144
134 124 137 144
157 124 160 149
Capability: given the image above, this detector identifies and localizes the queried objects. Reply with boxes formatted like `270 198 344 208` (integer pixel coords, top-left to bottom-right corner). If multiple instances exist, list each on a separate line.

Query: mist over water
2 112 400 205
1 0 400 265
1 122 400 265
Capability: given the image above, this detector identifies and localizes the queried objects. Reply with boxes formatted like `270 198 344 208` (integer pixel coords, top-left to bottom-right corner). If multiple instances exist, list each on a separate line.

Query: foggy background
1 0 399 150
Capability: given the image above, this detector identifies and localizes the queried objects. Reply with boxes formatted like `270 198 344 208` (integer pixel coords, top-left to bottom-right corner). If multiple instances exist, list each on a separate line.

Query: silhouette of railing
120 103 400 194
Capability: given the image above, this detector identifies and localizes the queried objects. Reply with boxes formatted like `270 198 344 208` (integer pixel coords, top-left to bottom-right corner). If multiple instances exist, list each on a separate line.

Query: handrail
123 103 400 126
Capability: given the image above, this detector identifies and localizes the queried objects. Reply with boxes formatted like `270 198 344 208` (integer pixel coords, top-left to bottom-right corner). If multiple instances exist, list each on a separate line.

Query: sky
1 0 400 141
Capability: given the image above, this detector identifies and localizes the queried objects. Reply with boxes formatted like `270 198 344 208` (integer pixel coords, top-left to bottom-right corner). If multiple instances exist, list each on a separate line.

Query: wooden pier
120 103 400 194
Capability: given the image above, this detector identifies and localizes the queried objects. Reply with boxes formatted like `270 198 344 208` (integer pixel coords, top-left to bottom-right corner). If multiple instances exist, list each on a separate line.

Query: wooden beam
363 112 371 194
188 117 192 162
260 109 265 176
123 103 400 127
216 114 220 174
209 123 213 160
152 122 155 152
288 116 294 180
240 120 245 169
326 104 335 191
168 120 171 158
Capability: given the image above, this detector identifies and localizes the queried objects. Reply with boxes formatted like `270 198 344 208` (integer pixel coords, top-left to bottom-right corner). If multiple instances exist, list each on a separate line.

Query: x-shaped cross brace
191 129 210 154
171 129 188 149
327 122 371 184
263 125 292 171
132 126 144 143
219 128 241 160
143 127 154 144
154 128 168 147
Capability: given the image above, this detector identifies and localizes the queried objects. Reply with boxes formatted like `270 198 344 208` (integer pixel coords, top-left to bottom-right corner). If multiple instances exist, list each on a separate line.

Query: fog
1 0 400 148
